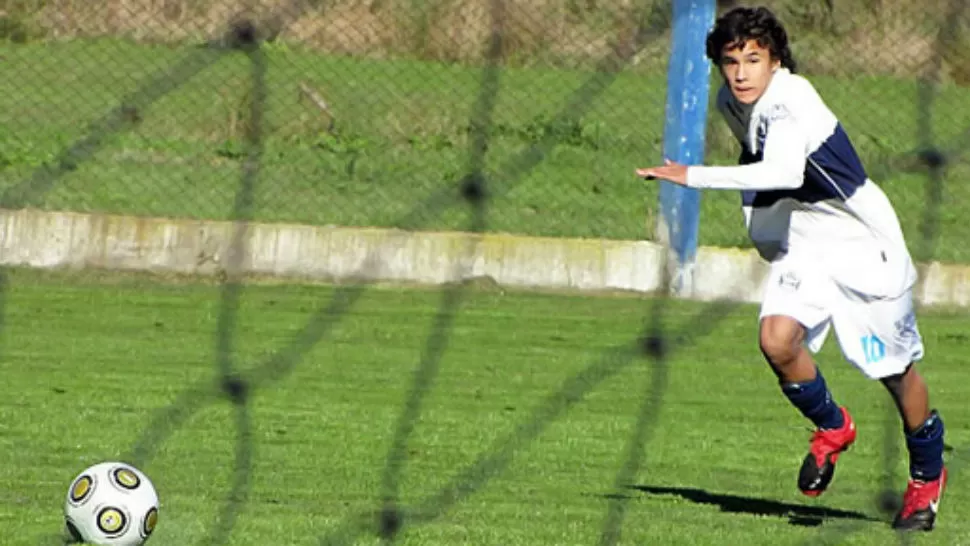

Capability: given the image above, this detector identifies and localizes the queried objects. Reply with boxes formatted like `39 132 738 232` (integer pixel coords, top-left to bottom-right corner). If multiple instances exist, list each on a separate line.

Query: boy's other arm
687 111 807 191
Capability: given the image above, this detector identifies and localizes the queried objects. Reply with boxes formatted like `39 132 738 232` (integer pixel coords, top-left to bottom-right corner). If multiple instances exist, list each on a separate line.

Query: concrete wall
1 208 968 307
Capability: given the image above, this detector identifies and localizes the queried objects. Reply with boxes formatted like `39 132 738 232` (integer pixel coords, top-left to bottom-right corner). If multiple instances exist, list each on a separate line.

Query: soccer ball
63 461 159 546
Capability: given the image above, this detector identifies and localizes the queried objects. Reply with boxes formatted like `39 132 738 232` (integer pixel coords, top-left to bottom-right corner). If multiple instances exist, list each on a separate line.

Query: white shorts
759 256 924 379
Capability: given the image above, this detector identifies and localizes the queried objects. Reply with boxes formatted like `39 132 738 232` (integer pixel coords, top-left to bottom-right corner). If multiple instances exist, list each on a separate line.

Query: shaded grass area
3 0 969 83
1 38 969 262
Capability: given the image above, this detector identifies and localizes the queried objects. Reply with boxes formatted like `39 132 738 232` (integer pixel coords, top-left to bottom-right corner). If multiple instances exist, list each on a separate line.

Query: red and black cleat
892 467 947 532
797 406 857 497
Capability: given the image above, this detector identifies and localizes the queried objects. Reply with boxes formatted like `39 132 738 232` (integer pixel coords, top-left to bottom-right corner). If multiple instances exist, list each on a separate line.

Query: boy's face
719 39 781 104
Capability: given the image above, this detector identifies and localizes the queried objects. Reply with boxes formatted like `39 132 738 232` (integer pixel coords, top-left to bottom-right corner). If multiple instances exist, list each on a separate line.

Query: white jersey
685 68 918 299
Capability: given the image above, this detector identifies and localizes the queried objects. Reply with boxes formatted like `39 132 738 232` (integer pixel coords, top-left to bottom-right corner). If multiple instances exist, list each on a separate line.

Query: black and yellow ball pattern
142 507 159 537
96 506 130 537
68 475 94 506
112 467 141 490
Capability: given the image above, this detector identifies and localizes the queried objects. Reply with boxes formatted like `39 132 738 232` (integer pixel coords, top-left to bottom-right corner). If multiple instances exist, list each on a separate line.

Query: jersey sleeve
685 104 808 190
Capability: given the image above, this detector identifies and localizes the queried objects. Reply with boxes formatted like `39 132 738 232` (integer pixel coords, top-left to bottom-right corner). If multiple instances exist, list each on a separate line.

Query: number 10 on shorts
861 334 886 364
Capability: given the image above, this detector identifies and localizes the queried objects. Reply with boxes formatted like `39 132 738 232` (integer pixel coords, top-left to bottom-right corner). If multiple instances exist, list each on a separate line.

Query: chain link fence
1 3 969 545
0 0 968 261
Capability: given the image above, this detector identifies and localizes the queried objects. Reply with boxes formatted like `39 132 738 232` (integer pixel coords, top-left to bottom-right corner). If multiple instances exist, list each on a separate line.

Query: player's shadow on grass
627 485 881 527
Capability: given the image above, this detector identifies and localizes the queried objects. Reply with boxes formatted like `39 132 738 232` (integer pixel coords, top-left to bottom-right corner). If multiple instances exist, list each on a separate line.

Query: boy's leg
831 291 946 531
760 315 844 430
881 365 947 531
882 363 931 433
758 261 857 497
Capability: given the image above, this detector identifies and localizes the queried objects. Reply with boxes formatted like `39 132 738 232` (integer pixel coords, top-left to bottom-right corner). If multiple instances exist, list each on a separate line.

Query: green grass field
1 38 970 263
0 269 967 545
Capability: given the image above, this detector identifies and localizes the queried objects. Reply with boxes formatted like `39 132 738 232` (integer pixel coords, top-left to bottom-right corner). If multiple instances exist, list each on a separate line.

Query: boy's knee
880 363 919 396
759 315 806 367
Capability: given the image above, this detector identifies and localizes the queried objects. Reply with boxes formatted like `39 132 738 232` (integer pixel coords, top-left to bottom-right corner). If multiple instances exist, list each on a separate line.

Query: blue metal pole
658 0 715 295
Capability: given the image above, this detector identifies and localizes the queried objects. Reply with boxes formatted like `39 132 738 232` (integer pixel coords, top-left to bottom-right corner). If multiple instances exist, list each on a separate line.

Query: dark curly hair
705 6 797 73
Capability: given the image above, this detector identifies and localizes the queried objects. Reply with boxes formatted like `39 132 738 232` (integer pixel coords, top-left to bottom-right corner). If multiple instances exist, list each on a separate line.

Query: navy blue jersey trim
740 123 868 208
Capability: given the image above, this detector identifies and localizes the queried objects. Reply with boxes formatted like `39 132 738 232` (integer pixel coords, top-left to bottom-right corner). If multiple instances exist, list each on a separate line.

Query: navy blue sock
906 410 945 482
781 367 845 430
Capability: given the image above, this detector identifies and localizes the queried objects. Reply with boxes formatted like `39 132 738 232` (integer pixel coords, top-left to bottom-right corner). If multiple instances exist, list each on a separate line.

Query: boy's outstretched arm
636 108 808 191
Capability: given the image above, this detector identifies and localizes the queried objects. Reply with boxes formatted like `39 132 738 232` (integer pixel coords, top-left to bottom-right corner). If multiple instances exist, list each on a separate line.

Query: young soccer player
636 6 948 531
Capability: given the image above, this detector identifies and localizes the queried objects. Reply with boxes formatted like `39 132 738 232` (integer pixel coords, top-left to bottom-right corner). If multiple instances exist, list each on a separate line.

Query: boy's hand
636 159 688 186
